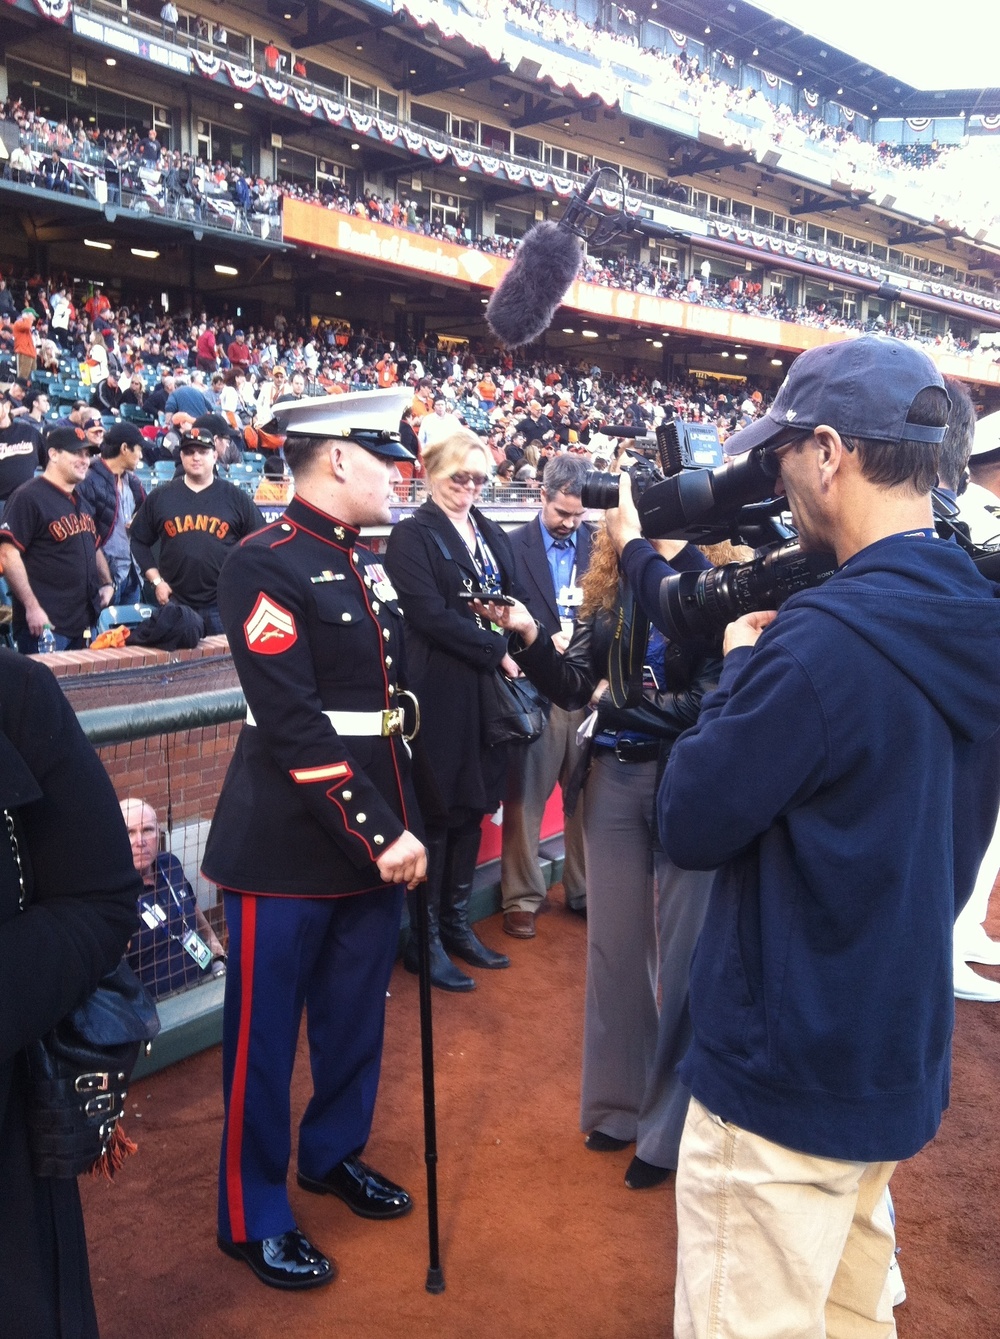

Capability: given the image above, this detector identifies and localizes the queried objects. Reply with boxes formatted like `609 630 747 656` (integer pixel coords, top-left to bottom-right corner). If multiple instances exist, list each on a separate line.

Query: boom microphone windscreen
485 222 583 348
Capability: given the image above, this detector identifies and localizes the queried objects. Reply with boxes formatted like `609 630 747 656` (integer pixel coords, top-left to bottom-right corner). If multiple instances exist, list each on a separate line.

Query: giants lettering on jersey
164 514 231 539
245 593 297 654
47 511 97 542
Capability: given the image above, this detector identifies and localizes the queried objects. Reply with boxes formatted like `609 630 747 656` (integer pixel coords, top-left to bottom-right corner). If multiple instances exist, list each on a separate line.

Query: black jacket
512 587 722 809
384 499 524 818
0 652 138 1336
508 513 593 636
76 458 146 547
203 496 420 896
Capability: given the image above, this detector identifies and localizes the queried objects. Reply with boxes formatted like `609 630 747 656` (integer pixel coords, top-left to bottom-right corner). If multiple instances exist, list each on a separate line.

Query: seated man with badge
121 798 227 998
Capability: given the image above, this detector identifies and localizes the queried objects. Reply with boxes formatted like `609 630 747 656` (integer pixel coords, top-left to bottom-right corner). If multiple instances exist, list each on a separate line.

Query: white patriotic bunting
224 63 259 92
261 76 290 104
292 88 319 115
192 51 222 77
33 0 71 21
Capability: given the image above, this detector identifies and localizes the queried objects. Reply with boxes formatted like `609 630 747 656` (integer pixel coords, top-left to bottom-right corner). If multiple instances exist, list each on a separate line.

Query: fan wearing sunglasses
385 430 527 990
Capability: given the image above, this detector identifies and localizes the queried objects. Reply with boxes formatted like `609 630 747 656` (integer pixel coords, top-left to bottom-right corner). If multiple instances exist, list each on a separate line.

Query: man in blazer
502 454 592 937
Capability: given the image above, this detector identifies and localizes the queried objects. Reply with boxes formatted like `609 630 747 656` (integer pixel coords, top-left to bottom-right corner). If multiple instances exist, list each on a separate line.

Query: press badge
140 902 167 931
181 927 213 971
559 584 583 640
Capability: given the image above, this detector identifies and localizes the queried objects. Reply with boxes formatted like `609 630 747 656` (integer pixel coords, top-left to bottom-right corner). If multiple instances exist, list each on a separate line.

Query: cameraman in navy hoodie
615 336 1000 1338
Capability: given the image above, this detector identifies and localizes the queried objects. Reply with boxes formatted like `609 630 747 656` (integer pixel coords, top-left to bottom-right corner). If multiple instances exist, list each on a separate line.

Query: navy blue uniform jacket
203 495 420 897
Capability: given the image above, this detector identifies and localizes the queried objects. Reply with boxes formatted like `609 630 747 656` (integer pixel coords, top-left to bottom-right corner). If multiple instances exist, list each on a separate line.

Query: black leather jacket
516 600 720 737
512 584 722 806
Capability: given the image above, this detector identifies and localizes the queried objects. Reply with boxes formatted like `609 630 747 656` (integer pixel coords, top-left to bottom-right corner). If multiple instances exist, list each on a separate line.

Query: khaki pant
16 354 36 382
674 1098 897 1339
500 703 587 912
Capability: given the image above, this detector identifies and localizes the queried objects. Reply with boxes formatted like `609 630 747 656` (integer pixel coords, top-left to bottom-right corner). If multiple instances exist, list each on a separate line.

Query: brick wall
36 635 242 828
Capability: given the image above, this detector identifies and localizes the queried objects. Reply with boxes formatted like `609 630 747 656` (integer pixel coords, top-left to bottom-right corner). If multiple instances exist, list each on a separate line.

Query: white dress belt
244 705 405 736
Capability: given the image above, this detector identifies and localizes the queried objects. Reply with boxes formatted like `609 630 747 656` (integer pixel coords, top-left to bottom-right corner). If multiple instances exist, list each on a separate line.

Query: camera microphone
485 168 635 348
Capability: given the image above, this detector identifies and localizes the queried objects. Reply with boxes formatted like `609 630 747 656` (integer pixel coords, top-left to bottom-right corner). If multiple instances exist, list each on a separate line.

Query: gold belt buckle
380 707 404 737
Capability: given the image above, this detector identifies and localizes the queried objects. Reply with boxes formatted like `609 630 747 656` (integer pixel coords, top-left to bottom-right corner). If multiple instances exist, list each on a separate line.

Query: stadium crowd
0 275 781 665
0 270 770 461
482 0 999 233
0 101 282 225
4 91 1000 349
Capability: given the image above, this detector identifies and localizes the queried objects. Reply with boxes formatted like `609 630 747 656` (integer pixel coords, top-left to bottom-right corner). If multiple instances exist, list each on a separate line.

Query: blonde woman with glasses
385 430 525 991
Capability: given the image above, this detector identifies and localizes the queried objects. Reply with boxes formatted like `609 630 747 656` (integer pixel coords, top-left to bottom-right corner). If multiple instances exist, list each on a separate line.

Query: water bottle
38 624 56 655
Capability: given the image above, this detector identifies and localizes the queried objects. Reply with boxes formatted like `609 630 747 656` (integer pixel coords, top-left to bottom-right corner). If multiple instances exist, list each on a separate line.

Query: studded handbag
6 809 161 1179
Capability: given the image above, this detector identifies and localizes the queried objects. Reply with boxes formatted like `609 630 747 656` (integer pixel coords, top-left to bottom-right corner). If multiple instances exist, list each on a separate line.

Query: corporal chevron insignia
245 593 297 654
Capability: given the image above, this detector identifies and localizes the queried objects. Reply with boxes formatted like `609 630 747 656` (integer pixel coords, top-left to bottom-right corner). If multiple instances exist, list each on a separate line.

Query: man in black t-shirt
515 399 549 442
0 397 45 509
130 423 264 635
0 425 114 651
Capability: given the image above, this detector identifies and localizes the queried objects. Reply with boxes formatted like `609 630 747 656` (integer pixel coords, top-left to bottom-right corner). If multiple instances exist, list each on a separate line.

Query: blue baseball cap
724 336 949 455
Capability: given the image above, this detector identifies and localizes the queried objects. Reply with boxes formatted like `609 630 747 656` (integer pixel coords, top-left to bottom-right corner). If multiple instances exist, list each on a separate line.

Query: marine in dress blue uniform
202 389 427 1291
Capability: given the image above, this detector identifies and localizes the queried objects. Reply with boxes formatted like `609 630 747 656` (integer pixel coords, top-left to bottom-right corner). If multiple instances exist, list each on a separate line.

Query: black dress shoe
217 1230 335 1290
297 1155 413 1219
585 1130 633 1153
625 1155 673 1189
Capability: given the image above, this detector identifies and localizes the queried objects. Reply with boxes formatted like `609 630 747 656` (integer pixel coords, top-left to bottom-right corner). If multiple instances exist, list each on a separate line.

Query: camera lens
580 470 623 510
658 543 837 642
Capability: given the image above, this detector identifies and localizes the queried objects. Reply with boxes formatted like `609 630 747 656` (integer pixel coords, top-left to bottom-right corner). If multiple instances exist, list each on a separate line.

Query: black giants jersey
0 476 100 636
129 475 264 609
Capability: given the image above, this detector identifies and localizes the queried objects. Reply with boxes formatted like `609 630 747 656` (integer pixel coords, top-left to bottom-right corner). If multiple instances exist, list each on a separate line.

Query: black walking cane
413 875 445 1293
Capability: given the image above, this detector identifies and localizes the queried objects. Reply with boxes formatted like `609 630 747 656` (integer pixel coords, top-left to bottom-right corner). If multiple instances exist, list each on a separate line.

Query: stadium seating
96 603 155 633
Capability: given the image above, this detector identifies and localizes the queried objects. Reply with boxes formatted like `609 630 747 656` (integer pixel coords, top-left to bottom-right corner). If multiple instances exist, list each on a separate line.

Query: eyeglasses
449 471 488 488
85 424 104 433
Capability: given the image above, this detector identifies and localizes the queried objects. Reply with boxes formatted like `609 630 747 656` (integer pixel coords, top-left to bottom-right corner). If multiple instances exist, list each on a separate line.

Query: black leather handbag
6 807 161 1179
479 668 549 747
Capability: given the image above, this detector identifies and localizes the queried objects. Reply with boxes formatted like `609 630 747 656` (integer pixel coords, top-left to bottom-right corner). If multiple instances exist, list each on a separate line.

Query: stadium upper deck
2 0 1000 395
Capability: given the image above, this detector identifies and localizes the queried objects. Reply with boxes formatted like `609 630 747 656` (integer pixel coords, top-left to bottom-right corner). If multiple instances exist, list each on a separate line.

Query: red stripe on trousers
225 895 257 1242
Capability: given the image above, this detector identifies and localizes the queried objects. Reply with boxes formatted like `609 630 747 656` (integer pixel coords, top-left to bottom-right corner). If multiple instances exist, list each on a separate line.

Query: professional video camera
580 418 726 510
581 419 839 641
584 420 1000 643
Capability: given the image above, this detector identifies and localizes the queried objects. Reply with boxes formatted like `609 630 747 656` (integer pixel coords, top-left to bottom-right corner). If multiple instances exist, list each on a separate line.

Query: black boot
440 819 510 970
403 830 474 992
